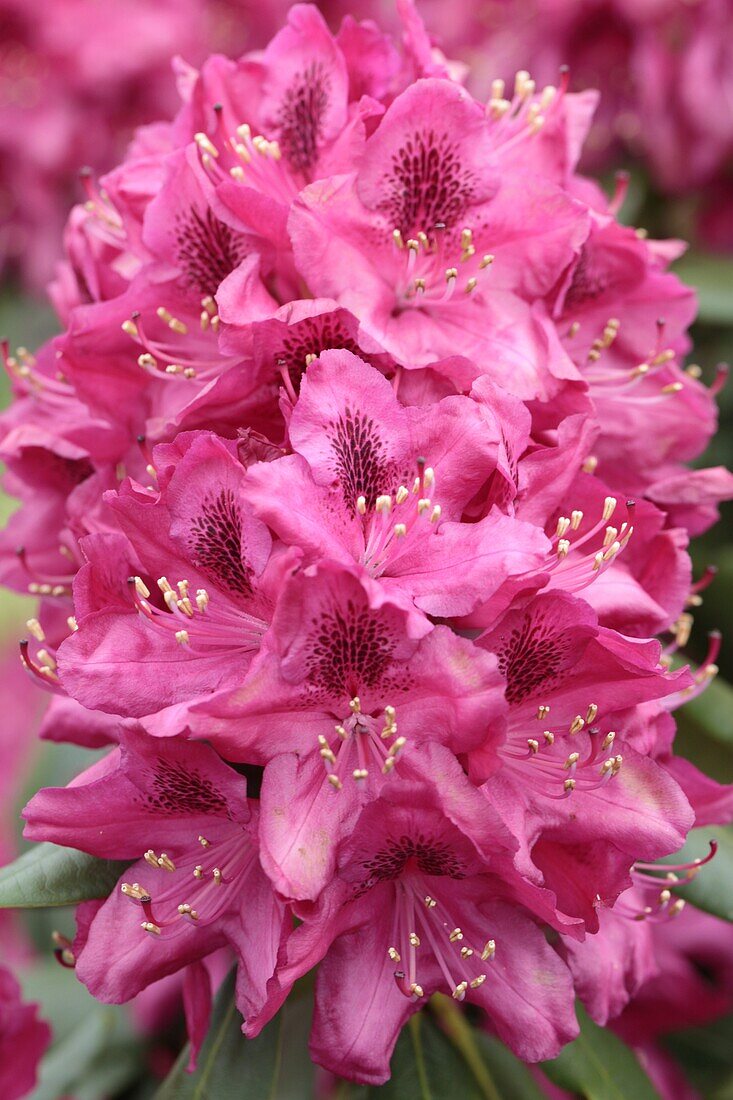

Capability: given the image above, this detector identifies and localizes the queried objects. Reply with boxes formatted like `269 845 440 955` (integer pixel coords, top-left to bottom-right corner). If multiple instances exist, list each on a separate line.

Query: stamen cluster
5 3 732 1085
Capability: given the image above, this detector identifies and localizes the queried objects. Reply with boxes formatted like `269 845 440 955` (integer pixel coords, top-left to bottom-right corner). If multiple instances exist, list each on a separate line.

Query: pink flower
262 780 579 1083
0 965 50 1100
24 728 287 1030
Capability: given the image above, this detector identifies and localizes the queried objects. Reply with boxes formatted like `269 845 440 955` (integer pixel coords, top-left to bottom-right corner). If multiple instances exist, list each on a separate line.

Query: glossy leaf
374 1010 486 1100
541 1004 661 1099
0 842 129 908
154 971 284 1100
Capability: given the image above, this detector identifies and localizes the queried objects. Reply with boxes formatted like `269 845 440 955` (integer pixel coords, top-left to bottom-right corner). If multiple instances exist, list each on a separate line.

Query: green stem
430 994 502 1100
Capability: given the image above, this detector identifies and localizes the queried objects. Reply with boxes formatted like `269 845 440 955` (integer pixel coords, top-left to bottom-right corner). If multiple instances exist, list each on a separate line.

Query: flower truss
2 1 733 1089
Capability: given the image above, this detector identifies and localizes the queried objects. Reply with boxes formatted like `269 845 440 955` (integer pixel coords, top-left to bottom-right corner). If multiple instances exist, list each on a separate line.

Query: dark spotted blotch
329 407 395 516
276 62 330 173
175 207 248 297
378 130 477 237
356 834 466 895
278 314 361 389
189 489 254 596
305 598 396 698
497 607 573 705
146 757 228 816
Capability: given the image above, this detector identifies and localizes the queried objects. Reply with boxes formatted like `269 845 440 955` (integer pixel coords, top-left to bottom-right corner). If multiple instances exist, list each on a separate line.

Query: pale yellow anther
567 321 581 338
470 974 487 989
144 850 159 868
514 69 531 96
424 895 437 908
141 921 162 935
445 267 458 282
479 253 495 269
413 278 426 293
603 540 621 562
183 368 197 379
603 497 617 521
491 78 505 100
417 497 431 515
604 525 618 547
382 757 396 774
396 485 409 504
157 577 172 596
417 232 429 249
121 882 151 901
527 738 539 754
236 123 252 142
564 778 576 792
407 238 420 252
328 774 343 789
26 618 44 642
659 889 672 905
452 981 468 1000
410 983 424 998
582 455 598 474
593 551 605 571
194 132 219 158
34 648 53 669
198 835 210 847
686 363 702 379
570 510 583 530
165 364 182 375
194 865 204 878
394 523 407 538
460 947 474 960
196 589 209 612
540 84 557 108
353 768 369 780
481 940 496 961
158 853 175 872
320 747 336 764
465 277 478 293
375 495 392 513
409 932 420 946
305 352 317 367
393 229 404 249
676 613 693 648
349 697 361 713
662 382 683 395
556 516 570 537
67 616 79 633
388 736 406 757
430 505 442 523
213 867 223 886
461 229 473 249
585 704 598 724
564 752 580 769
335 724 348 740
569 715 585 735
356 495 367 515
603 731 616 748
388 947 401 961
138 352 157 370
537 704 550 721
529 114 545 134
557 538 570 558
122 319 139 338
543 730 554 745
449 928 463 942
230 165 246 182
174 628 190 646
177 596 194 618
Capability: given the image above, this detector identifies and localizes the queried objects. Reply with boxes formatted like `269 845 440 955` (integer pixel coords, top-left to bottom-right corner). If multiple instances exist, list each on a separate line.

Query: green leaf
674 252 733 325
374 1010 486 1100
154 971 284 1100
472 1034 546 1100
541 1004 661 1099
658 826 733 922
0 842 129 908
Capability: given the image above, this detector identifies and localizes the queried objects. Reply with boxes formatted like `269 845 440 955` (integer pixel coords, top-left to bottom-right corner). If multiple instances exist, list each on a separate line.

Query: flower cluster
3 3 732 1085
426 0 733 249
0 0 295 288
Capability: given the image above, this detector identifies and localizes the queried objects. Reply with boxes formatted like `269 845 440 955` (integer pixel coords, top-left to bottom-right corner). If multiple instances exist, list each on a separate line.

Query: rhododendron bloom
2 1 732 1091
